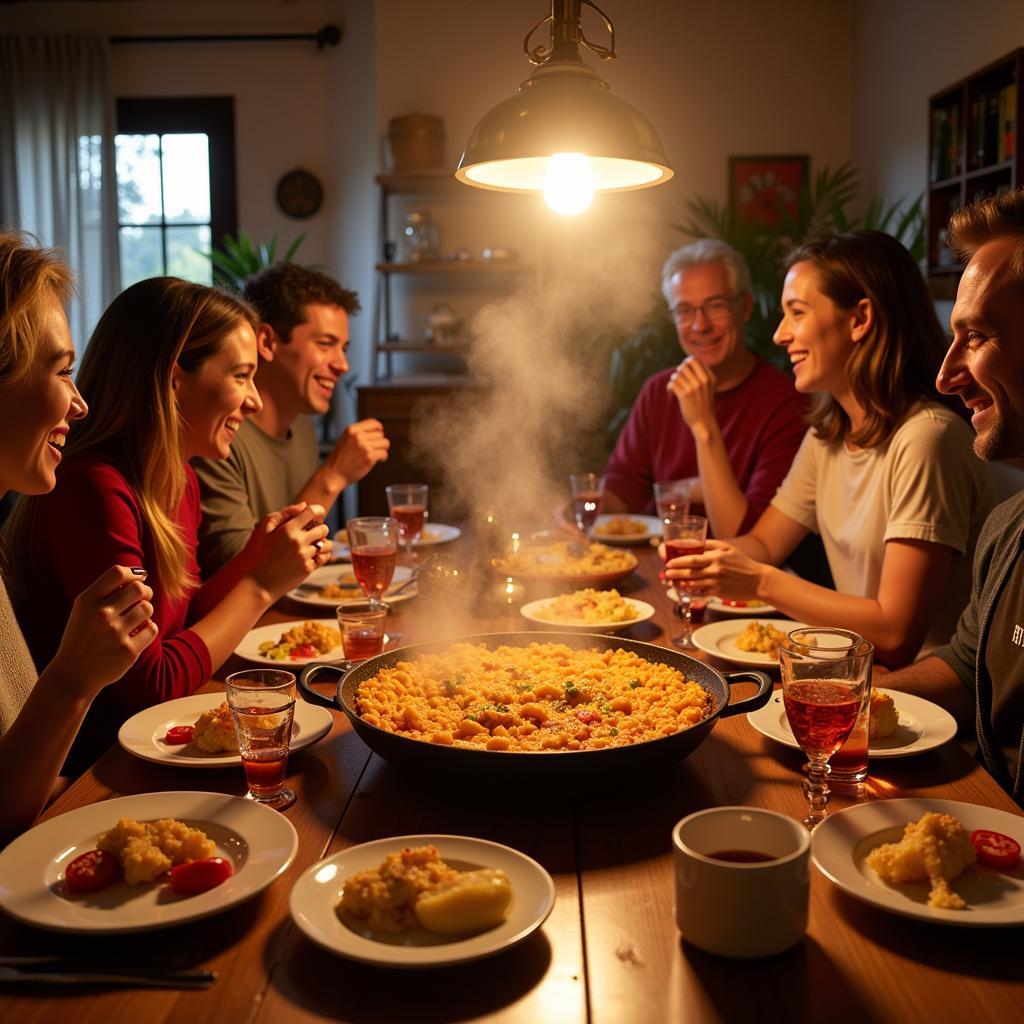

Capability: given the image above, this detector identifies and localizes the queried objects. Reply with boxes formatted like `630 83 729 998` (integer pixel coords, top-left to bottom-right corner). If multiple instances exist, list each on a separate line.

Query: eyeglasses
670 295 740 328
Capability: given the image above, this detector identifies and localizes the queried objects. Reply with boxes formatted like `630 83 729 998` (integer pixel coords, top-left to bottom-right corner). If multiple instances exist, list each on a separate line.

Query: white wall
854 0 1024 203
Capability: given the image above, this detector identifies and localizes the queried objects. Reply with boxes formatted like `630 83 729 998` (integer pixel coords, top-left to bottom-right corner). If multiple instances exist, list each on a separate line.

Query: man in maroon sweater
603 239 807 537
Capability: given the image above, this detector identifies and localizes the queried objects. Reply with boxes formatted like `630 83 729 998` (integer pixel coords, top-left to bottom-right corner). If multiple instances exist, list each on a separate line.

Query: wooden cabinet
370 172 532 381
928 49 1022 295
356 380 480 516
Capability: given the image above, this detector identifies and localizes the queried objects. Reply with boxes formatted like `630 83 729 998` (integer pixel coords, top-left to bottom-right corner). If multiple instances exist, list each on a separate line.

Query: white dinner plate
332 524 460 554
812 798 1024 927
746 687 957 759
519 596 655 633
591 513 662 545
0 791 298 934
705 596 779 617
236 618 345 666
287 563 417 608
289 834 555 968
690 618 810 667
117 692 334 768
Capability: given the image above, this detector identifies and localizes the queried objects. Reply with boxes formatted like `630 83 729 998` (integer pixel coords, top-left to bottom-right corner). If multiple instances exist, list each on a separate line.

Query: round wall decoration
275 169 324 219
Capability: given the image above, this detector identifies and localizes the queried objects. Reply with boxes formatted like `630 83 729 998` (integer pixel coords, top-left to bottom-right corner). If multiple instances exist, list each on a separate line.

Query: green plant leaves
197 231 307 291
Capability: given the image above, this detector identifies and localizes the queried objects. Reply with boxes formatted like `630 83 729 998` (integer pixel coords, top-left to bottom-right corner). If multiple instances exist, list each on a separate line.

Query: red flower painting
729 156 809 228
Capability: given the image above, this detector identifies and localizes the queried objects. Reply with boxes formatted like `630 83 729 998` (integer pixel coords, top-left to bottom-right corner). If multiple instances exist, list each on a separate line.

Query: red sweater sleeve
22 457 212 717
603 374 662 512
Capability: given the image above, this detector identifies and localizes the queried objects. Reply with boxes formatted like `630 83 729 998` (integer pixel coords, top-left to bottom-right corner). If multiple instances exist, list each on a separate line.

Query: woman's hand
243 501 331 599
667 357 718 437
664 538 769 601
50 565 158 698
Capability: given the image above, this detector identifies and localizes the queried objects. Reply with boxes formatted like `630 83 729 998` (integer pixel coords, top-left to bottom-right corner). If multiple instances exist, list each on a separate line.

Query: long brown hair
787 231 950 448
7 277 257 600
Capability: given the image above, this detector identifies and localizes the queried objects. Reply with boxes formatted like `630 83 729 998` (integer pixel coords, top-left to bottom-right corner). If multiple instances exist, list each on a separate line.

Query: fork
0 958 216 988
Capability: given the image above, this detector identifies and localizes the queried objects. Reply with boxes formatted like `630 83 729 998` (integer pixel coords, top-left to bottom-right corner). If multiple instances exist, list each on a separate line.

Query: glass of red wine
779 628 873 830
346 516 399 611
225 669 297 811
662 514 708 648
569 473 605 539
386 483 429 560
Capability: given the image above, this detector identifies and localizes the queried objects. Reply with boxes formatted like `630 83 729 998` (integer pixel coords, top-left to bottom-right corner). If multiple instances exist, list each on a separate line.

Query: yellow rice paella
353 641 712 752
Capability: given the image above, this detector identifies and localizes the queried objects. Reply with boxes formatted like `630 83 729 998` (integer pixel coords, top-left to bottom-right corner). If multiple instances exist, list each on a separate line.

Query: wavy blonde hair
7 277 257 601
787 231 950 448
0 231 74 388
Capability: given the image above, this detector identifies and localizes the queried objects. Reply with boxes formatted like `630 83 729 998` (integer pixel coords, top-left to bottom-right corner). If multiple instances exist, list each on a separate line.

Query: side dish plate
0 792 297 933
289 834 555 967
812 798 1024 926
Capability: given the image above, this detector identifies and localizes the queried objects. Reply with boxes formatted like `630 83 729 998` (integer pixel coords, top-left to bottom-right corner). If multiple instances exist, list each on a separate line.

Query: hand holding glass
569 473 605 537
346 516 399 610
225 669 297 811
385 483 428 558
663 515 708 649
779 629 873 830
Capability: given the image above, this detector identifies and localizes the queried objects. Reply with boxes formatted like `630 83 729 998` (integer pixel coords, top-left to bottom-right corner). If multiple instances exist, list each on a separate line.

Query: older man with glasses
603 238 807 538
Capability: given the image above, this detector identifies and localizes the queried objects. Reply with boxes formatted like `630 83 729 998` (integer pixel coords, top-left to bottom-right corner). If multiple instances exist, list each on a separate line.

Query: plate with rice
519 588 655 633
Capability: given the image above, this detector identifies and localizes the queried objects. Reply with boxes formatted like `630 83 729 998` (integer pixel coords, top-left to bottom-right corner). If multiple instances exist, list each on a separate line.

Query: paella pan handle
717 671 773 717
298 661 350 709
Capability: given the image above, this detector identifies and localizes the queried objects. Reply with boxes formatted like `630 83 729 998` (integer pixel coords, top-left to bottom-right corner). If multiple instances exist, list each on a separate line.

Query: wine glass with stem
386 483 429 561
346 516 399 611
779 628 873 830
654 478 692 526
662 514 708 649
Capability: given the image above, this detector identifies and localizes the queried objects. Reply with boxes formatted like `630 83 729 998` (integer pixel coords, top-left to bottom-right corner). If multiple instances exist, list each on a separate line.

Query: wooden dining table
1 536 1022 1024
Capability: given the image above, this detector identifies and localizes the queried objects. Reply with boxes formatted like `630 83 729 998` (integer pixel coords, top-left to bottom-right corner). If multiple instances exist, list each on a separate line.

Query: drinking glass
569 473 605 538
386 483 429 559
779 628 873 830
654 478 692 526
337 599 388 662
662 515 708 649
347 516 399 610
225 669 297 811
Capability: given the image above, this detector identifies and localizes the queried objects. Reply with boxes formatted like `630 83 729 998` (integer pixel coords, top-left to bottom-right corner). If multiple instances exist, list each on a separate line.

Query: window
115 98 238 289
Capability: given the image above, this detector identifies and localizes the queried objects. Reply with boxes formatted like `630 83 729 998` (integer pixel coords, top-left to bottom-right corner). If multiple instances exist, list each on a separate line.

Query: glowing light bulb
543 153 595 216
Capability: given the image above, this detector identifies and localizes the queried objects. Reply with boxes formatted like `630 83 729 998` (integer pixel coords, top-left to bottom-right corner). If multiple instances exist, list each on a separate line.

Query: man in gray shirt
885 189 1024 805
193 264 389 574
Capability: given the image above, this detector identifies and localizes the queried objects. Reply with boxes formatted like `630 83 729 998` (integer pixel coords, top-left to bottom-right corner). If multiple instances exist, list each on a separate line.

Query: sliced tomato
290 643 317 660
721 599 749 607
164 725 195 745
65 849 121 895
168 857 234 895
970 829 1021 871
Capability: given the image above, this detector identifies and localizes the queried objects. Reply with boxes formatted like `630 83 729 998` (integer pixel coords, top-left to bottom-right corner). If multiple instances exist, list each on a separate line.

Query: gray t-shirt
192 416 319 576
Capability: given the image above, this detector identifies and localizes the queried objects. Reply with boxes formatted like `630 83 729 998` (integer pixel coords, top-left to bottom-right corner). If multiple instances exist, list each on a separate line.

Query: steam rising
406 202 666 635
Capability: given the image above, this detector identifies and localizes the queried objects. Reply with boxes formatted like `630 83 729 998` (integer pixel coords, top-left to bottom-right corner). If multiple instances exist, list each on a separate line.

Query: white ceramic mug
672 806 810 958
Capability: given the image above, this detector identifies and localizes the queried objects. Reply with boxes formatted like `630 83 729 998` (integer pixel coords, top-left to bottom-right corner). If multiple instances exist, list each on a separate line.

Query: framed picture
729 155 809 228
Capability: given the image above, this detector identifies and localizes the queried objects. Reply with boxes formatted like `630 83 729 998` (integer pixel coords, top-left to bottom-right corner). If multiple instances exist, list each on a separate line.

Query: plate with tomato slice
812 798 1024 926
117 692 334 768
0 791 298 933
705 596 779 617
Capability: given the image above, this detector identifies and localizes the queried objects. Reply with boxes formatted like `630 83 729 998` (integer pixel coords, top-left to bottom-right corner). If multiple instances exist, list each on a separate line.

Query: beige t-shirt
771 402 994 655
0 573 37 736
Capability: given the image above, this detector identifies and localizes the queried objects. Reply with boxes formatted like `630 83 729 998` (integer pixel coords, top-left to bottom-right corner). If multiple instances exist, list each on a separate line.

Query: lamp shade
456 59 672 194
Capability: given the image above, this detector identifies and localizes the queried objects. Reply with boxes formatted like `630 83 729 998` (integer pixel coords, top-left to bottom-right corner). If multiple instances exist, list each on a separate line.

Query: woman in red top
5 276 330 768
0 232 157 838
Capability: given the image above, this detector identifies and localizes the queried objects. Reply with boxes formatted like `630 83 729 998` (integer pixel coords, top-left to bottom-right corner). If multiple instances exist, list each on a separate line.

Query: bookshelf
928 49 1023 293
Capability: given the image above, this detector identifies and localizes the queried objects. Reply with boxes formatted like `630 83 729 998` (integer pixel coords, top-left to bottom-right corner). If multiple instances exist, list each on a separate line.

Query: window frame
115 96 238 273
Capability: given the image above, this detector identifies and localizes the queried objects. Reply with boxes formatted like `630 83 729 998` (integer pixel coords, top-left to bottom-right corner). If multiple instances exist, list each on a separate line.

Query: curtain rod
110 24 341 49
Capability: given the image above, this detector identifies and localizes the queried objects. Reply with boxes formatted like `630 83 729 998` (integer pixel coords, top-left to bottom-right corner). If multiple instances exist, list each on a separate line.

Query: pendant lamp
456 0 673 215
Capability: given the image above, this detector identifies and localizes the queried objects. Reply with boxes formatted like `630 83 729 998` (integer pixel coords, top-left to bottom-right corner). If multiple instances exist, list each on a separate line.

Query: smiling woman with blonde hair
666 230 994 666
5 274 332 770
0 232 157 840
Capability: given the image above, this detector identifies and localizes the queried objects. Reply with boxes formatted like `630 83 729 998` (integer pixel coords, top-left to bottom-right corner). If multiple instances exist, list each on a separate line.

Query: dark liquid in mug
707 849 776 863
